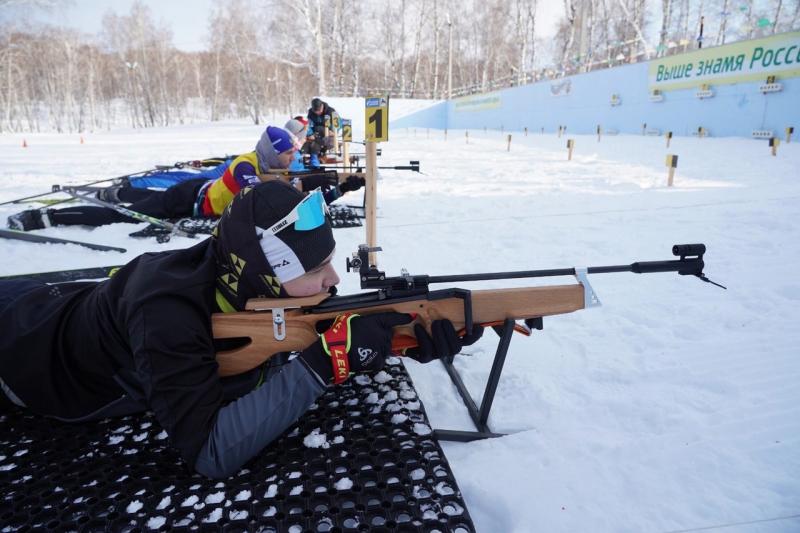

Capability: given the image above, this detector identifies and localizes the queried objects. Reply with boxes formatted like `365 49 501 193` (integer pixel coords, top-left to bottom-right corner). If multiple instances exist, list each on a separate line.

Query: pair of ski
0 188 211 252
1 159 232 251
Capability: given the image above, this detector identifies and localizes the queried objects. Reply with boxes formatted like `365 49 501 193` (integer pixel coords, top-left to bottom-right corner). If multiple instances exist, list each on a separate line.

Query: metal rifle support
435 317 542 441
346 243 724 443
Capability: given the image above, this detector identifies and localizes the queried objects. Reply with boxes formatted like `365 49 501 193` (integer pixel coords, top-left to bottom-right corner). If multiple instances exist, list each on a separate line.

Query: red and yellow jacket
198 152 263 217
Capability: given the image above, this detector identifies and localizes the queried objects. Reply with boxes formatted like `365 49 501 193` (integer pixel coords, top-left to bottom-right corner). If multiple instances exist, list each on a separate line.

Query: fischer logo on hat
267 126 301 153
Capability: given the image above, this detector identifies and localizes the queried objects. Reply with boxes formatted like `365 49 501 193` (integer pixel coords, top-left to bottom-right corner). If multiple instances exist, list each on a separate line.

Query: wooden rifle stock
212 284 585 376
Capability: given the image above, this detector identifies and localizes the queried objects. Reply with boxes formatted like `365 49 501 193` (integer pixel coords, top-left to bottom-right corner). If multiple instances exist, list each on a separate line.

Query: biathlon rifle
212 243 724 377
325 160 421 173
265 161 420 176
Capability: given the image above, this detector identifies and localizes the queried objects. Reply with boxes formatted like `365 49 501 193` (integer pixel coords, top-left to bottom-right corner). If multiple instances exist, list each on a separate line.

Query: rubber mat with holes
0 357 474 532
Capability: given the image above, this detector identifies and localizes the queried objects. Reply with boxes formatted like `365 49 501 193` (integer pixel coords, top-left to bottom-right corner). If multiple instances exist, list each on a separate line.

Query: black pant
49 179 209 227
0 280 45 411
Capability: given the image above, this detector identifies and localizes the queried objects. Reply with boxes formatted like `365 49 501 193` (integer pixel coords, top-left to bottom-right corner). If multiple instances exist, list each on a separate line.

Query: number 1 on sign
369 110 383 139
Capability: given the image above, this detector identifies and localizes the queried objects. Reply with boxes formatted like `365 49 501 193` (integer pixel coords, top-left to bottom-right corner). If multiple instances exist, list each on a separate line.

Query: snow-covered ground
1 99 799 533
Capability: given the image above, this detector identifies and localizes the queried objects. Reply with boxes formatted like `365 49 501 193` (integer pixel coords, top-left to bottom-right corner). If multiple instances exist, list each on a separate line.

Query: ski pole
59 187 199 239
0 228 126 253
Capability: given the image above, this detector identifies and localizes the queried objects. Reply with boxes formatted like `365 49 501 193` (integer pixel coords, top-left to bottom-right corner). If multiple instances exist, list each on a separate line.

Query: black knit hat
213 181 335 310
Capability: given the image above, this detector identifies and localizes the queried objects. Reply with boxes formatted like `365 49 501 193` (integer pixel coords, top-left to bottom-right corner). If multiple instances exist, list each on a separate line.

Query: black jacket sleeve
127 295 223 467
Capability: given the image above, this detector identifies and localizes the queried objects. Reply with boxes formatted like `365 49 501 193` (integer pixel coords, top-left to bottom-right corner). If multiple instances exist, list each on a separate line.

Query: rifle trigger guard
272 308 287 341
574 268 602 308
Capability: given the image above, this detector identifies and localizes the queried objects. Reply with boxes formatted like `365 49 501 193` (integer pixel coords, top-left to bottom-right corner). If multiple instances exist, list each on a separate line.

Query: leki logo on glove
322 313 357 384
357 347 374 363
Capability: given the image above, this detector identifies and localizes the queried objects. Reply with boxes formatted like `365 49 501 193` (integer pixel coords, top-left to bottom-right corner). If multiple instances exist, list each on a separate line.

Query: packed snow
334 477 354 491
1 96 799 532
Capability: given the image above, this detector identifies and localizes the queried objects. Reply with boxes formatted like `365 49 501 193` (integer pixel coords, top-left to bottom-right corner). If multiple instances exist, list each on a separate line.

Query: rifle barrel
425 258 703 284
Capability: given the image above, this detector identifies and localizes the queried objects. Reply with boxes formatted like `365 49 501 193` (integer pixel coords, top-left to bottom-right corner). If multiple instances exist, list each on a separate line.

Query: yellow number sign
365 96 389 142
341 119 352 142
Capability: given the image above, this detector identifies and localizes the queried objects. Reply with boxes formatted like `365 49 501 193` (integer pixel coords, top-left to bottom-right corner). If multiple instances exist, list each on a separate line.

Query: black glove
339 175 365 193
298 172 338 192
404 320 484 364
300 312 413 384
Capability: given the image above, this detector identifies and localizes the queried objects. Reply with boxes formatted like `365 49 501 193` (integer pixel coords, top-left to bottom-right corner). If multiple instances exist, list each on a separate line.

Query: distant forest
1 0 797 132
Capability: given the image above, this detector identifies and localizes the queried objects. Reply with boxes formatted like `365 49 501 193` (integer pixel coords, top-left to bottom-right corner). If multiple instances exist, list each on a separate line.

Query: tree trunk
716 0 730 45
772 0 784 33
659 0 673 55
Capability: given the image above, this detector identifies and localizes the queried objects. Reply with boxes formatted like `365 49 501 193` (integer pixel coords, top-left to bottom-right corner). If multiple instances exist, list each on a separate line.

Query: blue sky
1 0 217 51
1 0 563 52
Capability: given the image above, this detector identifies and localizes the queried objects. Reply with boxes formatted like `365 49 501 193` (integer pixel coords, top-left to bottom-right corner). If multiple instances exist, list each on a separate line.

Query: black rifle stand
434 317 542 442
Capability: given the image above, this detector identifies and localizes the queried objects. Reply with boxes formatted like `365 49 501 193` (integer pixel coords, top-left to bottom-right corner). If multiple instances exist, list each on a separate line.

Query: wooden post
567 139 575 160
524 127 528 136
366 141 378 266
465 130 469 144
769 137 779 156
342 140 350 172
597 125 601 142
786 127 794 143
666 154 678 186
507 134 512 151
444 129 448 141
642 122 647 135
666 131 673 148
332 125 339 156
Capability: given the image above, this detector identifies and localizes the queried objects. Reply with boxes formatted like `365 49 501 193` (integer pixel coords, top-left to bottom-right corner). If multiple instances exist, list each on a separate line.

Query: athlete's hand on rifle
404 320 484 364
339 175 365 193
301 312 413 385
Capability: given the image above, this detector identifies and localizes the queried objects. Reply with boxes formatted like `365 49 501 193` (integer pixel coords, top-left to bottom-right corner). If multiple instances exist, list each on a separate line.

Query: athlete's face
282 251 339 297
276 148 297 169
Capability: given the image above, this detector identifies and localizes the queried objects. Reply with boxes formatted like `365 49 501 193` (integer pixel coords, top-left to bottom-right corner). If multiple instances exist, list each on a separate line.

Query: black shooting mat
0 358 474 532
326 206 363 229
